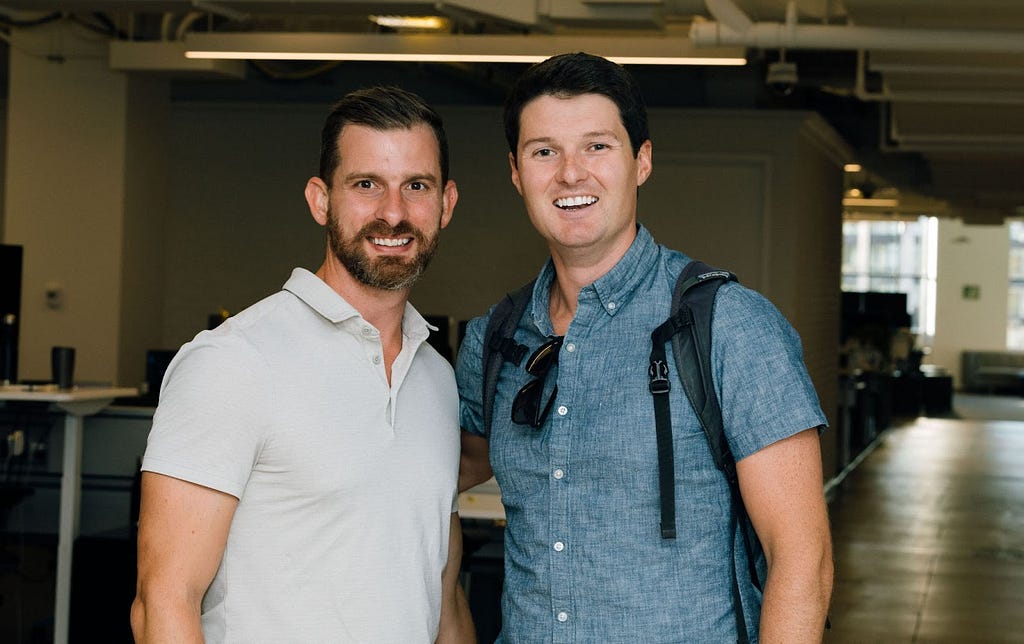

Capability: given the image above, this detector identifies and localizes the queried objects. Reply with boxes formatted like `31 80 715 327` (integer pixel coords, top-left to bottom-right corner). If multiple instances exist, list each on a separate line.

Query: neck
546 233 635 334
316 257 409 382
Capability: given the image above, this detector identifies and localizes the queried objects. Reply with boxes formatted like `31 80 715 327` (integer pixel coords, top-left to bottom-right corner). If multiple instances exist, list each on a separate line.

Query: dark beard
327 209 439 291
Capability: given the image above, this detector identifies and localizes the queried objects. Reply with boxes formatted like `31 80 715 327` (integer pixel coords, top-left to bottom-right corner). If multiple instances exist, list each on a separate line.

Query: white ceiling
3 0 1023 222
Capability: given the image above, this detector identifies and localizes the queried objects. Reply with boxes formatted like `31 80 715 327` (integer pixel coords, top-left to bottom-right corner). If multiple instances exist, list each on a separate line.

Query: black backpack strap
649 260 736 540
651 260 756 642
481 279 536 436
670 264 762 589
669 262 736 478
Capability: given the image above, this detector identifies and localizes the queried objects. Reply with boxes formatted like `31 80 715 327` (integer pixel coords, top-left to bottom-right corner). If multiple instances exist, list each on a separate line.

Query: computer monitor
0 244 23 384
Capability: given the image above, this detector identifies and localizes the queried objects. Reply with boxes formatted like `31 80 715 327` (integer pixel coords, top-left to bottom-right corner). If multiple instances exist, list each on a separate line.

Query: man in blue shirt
457 53 833 642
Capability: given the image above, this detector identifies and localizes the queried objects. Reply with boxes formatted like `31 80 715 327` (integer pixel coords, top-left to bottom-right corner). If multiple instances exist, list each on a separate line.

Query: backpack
479 259 763 642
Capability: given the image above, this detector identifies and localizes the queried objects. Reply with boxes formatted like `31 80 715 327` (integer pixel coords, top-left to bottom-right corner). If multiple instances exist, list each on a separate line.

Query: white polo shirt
143 268 460 643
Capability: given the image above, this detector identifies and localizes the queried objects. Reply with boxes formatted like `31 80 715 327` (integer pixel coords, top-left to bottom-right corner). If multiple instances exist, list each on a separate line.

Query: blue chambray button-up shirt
456 226 827 643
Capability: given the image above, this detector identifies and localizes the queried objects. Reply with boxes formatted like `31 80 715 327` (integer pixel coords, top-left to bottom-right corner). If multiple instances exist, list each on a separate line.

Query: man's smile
370 236 413 248
554 195 599 210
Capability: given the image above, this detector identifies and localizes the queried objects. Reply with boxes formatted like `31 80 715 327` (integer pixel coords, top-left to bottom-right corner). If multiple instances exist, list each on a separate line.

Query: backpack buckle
648 360 671 394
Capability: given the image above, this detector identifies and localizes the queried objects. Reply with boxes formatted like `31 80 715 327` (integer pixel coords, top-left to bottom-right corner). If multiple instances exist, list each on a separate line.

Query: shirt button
565 342 576 353
372 355 381 364
553 468 564 480
607 301 617 311
557 611 569 623
557 405 568 416
361 326 374 336
553 541 565 552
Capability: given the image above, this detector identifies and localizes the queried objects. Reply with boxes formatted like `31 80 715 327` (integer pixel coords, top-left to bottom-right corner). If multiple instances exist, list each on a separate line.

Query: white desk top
0 385 138 414
458 477 505 521
0 384 137 402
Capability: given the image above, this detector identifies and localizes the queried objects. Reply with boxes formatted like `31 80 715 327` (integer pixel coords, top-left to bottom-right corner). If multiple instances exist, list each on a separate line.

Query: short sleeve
141 332 272 498
455 314 490 437
712 283 828 461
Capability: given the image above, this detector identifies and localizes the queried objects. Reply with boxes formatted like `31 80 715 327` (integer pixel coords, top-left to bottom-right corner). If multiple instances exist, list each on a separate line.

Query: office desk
0 385 136 644
458 477 505 521
458 490 504 521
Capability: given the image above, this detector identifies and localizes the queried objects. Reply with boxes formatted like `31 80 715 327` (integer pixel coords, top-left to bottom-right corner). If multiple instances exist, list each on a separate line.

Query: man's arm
458 430 492 493
131 472 238 643
436 512 477 643
737 428 833 643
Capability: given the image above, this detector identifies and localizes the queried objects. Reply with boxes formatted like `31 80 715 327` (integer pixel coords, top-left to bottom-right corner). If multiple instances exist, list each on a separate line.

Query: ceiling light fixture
842 197 900 208
183 33 748 66
369 15 448 30
844 163 863 173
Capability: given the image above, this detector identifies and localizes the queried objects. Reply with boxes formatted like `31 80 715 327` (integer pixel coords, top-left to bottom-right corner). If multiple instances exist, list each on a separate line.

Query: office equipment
0 385 136 644
0 245 23 385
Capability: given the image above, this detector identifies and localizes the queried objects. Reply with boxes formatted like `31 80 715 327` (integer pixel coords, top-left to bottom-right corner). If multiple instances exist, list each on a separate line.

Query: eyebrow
520 130 623 148
582 129 622 140
342 172 439 185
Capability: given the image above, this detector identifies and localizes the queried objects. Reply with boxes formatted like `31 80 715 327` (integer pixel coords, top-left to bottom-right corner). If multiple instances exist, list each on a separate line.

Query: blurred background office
1 1 1023 642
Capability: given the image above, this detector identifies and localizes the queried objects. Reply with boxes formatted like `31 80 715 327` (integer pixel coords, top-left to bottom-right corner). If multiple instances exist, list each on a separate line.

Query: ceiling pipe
829 50 1024 106
703 0 752 33
694 0 1024 54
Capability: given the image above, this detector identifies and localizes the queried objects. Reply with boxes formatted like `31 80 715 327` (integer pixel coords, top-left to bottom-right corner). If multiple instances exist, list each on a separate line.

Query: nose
556 151 587 185
377 187 408 226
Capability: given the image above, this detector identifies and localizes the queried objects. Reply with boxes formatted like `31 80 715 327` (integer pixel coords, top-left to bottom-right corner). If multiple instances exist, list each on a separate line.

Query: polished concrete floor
826 396 1024 643
3 396 1024 642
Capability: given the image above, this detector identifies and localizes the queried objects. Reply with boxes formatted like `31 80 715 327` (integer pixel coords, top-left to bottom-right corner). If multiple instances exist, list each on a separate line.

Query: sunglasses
511 336 564 428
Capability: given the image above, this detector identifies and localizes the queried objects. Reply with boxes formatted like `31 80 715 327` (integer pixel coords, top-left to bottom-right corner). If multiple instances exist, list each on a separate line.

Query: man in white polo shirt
131 86 475 643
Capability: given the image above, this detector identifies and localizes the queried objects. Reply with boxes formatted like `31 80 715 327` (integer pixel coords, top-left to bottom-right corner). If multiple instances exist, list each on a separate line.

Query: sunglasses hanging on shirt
510 336 564 428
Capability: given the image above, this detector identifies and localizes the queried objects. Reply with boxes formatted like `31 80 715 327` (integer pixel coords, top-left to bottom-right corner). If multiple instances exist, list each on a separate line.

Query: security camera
766 61 798 96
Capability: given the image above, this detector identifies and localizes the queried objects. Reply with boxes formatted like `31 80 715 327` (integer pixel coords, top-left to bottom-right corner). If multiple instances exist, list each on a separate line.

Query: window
842 216 938 340
1007 220 1024 349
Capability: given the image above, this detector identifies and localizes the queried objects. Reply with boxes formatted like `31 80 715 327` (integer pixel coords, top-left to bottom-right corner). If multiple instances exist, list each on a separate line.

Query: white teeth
555 195 598 208
371 237 411 247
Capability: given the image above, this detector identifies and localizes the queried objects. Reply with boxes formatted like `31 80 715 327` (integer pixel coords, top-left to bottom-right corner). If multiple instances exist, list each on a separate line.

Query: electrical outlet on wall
45 281 64 310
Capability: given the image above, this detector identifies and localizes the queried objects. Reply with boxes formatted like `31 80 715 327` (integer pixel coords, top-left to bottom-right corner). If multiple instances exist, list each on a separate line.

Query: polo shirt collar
282 268 432 342
283 268 360 324
531 225 659 330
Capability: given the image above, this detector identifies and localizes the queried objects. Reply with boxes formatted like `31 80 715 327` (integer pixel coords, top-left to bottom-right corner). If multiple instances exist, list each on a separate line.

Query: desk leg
54 413 83 644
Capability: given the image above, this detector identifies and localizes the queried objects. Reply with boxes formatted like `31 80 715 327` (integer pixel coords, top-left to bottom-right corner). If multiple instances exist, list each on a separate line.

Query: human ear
440 180 458 229
304 177 330 226
635 140 653 187
509 152 524 196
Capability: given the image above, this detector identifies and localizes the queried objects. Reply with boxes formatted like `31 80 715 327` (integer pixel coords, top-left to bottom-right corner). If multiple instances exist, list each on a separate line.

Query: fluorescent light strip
842 197 900 207
369 15 447 30
183 33 748 66
185 50 746 65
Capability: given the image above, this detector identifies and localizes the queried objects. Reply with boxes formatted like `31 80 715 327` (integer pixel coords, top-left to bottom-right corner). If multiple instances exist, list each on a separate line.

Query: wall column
3 21 167 388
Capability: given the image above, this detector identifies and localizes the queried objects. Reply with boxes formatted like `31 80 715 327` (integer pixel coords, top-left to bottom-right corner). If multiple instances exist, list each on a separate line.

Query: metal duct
694 0 1024 54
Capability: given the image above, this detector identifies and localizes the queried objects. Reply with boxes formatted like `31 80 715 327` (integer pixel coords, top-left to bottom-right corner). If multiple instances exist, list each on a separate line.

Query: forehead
334 123 441 174
518 93 624 142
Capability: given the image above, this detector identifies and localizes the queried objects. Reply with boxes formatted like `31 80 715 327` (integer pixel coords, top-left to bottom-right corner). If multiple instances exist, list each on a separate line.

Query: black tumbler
51 346 75 389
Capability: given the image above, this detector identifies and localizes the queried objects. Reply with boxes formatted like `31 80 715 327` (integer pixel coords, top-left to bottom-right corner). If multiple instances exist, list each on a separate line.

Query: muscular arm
130 472 238 643
436 513 476 643
458 431 492 493
737 428 833 643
